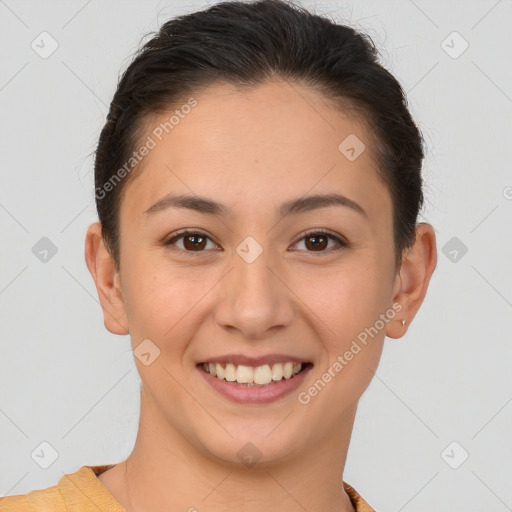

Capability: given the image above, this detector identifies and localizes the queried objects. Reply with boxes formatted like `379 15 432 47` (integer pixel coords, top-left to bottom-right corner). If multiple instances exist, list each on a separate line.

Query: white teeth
271 363 283 381
283 362 293 379
236 364 253 383
201 361 304 386
225 363 236 382
253 364 272 385
215 363 225 380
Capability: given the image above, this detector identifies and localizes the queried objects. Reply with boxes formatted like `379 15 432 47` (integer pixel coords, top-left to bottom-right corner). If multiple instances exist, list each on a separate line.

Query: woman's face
112 80 402 465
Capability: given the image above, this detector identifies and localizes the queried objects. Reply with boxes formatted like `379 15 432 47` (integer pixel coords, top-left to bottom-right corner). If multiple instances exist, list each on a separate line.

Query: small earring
401 319 406 326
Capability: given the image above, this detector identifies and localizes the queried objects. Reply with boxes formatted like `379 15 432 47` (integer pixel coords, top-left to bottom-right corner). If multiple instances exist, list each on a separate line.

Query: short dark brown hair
94 0 425 269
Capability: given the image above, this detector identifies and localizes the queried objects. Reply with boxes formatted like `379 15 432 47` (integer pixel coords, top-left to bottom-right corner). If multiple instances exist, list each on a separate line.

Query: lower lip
197 364 313 404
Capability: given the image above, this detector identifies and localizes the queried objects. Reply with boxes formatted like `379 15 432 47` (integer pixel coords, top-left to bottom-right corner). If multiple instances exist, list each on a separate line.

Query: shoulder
0 484 65 512
0 464 124 512
343 481 376 512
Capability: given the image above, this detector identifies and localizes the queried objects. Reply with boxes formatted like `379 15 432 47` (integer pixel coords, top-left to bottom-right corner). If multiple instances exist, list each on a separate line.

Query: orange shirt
0 464 375 511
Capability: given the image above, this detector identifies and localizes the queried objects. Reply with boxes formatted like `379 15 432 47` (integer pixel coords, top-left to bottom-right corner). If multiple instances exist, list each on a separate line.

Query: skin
85 79 437 512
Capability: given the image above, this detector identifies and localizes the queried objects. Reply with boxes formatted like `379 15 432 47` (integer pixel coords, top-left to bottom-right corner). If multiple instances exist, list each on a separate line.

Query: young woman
0 0 437 510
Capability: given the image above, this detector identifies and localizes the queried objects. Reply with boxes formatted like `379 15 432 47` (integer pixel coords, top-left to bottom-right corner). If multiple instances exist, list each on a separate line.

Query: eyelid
163 228 221 253
290 228 349 252
293 227 348 245
163 228 349 254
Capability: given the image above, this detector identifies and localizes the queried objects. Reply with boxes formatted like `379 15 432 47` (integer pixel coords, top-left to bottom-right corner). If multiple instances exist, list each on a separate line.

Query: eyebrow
144 192 368 219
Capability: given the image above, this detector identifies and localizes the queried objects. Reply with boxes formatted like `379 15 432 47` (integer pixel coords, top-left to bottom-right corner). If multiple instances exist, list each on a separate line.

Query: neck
112 390 357 512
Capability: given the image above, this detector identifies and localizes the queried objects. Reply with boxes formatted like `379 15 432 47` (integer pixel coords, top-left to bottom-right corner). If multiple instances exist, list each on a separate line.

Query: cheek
301 259 391 376
309 271 387 410
296 258 389 330
121 254 212 349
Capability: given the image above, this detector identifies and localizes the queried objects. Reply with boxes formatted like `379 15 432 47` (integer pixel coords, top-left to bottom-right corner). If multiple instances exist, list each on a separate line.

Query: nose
213 239 294 340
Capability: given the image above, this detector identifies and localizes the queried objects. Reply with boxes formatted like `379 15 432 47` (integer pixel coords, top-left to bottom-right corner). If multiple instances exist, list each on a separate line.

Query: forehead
121 79 391 224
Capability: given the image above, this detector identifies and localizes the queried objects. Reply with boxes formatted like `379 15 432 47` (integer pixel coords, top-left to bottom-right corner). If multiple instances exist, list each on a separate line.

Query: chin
197 424 304 469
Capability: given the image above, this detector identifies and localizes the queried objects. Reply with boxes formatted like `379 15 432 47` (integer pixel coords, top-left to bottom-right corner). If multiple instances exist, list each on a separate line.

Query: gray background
1 1 511 510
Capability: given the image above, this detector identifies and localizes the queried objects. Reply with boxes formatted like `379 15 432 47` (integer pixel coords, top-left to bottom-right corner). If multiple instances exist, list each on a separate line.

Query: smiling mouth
198 361 313 387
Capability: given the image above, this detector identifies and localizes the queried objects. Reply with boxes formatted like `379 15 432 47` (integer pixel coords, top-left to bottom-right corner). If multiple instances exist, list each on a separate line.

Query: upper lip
198 354 312 367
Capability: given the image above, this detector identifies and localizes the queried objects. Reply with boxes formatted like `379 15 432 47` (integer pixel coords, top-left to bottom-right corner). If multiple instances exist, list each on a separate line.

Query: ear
386 222 437 339
84 222 129 335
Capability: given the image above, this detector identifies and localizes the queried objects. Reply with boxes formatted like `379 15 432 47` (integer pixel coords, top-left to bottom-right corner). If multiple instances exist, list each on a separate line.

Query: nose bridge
215 234 293 337
235 236 274 294
233 234 280 307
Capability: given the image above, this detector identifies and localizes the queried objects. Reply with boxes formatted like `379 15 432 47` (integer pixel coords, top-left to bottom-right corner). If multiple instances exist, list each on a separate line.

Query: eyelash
163 228 348 256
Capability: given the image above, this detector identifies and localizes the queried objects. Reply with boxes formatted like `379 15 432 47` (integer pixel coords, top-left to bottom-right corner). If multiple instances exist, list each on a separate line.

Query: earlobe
385 223 437 340
84 222 129 335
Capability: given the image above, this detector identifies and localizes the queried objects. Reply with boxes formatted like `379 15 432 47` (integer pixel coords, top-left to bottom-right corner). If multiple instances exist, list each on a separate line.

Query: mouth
197 360 314 387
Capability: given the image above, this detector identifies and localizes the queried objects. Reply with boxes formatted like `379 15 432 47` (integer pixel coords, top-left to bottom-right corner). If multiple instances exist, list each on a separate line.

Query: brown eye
182 234 207 251
164 229 347 256
293 230 347 253
164 230 218 253
304 233 329 251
